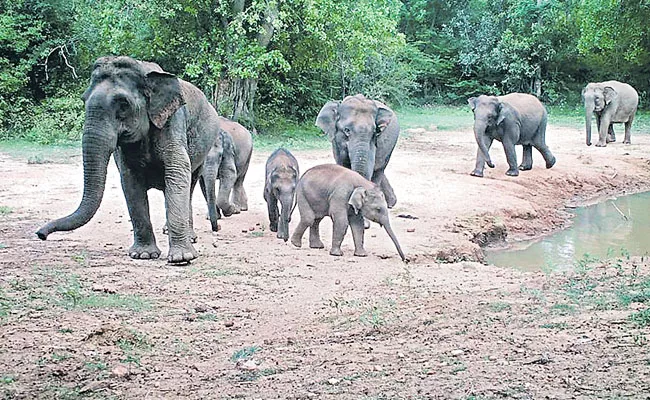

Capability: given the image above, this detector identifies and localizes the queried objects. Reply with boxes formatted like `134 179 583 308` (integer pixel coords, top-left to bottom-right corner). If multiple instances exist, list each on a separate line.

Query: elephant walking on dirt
264 148 299 241
199 116 253 232
582 81 639 147
291 164 406 261
468 93 556 178
316 94 400 208
36 56 220 263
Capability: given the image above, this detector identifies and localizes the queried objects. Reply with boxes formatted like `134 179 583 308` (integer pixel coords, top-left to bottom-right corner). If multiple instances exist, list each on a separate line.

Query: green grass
540 322 569 330
253 121 328 151
488 302 512 313
548 106 650 133
230 346 260 362
0 140 80 163
630 308 650 327
0 206 12 216
55 273 150 311
397 105 473 132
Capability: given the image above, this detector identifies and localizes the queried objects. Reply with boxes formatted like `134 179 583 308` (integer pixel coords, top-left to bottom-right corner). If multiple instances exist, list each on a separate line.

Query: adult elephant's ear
316 101 340 141
468 97 478 110
496 102 511 126
603 86 618 104
374 101 394 134
146 71 185 129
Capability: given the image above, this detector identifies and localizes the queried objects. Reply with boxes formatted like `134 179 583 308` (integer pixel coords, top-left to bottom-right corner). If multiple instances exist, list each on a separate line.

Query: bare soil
1 124 649 399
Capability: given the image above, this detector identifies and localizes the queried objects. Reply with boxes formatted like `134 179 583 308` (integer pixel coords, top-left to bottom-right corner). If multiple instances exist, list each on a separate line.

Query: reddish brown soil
1 125 649 399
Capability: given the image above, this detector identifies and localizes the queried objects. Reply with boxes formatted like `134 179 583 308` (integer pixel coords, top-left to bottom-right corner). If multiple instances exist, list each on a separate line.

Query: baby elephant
468 93 556 177
199 117 253 231
291 164 406 261
264 148 299 241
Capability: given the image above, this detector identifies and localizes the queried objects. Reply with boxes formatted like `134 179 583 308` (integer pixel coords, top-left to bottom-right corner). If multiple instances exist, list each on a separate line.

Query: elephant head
36 56 185 240
270 165 299 241
582 83 617 146
316 94 394 180
348 185 406 262
467 95 511 169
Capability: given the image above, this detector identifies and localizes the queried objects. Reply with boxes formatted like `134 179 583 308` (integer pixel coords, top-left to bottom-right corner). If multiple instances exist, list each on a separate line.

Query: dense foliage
1 0 649 142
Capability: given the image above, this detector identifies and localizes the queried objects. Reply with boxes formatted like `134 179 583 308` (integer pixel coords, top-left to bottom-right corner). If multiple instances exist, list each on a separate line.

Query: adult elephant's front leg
117 161 161 259
163 149 198 263
373 171 397 208
502 138 519 176
471 137 493 177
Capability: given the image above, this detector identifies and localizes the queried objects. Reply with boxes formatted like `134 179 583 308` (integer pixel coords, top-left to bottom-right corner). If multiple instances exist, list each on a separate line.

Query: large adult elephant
583 81 638 147
36 56 220 263
316 94 399 208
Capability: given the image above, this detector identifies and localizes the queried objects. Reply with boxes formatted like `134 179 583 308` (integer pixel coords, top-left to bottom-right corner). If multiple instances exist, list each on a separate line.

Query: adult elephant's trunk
36 125 116 240
277 192 293 242
350 142 373 180
474 123 494 168
585 101 595 146
382 221 407 262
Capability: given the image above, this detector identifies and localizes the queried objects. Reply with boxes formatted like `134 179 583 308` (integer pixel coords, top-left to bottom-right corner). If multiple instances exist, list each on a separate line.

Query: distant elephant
468 93 556 177
199 117 253 232
291 164 406 261
264 148 299 241
36 56 220 263
583 81 639 147
316 94 399 208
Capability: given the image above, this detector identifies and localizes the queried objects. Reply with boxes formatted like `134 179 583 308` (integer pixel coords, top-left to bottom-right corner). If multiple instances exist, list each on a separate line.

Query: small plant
0 206 12 216
71 251 87 265
360 306 387 330
550 303 576 315
84 360 107 372
27 154 52 164
540 322 569 330
488 302 511 312
1 375 15 384
231 346 260 362
630 308 650 327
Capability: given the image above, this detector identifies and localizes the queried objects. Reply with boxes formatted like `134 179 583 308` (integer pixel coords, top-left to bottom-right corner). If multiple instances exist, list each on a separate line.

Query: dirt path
1 124 649 399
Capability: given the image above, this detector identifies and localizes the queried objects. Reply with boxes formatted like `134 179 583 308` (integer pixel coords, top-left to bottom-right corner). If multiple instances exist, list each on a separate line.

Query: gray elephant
199 116 253 232
316 94 399 208
583 81 639 147
290 164 406 261
468 93 556 177
36 56 220 263
264 148 299 241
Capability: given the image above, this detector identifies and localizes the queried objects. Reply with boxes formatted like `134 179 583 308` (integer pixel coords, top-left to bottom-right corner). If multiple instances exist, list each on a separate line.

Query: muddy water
486 191 650 271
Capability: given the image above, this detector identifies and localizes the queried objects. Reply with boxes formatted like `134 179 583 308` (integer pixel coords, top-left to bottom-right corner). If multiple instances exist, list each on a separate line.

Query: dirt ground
1 124 649 399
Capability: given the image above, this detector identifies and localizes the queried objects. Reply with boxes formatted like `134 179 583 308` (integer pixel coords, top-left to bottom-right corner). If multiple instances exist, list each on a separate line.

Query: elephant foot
545 156 556 169
518 164 532 171
277 232 289 242
595 141 607 147
221 204 240 217
129 242 162 260
470 170 484 178
624 140 631 145
269 222 278 232
505 169 519 177
354 248 367 257
168 242 198 264
309 239 325 249
290 236 302 248
607 137 616 143
364 219 371 229
330 248 343 256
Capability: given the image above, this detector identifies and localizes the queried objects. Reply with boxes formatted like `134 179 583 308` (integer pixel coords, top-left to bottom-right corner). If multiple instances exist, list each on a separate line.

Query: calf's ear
348 187 367 214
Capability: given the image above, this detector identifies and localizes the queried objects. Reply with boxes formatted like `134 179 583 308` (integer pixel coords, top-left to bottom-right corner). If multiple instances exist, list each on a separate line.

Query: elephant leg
349 212 366 257
200 172 220 232
265 191 279 232
232 161 250 211
309 218 325 249
532 141 556 169
119 165 161 260
596 116 610 147
163 149 197 263
188 172 200 243
291 194 313 248
624 115 634 144
330 210 349 256
471 137 494 177
503 139 519 176
607 124 616 143
373 171 397 208
519 145 533 171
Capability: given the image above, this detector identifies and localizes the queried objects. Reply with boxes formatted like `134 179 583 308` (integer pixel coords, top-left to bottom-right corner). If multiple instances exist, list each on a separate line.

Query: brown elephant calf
291 164 406 261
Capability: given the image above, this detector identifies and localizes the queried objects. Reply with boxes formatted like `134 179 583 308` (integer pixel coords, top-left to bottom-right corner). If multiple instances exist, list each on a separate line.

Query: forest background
1 0 648 143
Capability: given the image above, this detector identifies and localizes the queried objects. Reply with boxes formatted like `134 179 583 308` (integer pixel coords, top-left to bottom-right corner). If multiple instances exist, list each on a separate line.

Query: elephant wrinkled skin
264 148 299 241
583 81 639 147
291 164 406 261
199 117 253 232
36 56 220 263
468 93 556 178
316 94 399 208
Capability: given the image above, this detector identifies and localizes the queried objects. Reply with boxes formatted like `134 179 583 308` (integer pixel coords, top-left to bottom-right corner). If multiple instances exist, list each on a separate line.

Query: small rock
194 304 208 313
287 337 297 345
241 229 248 233
373 365 383 372
407 228 415 233
397 352 405 359
335 279 341 285
327 378 341 385
79 381 109 393
185 313 197 322
111 364 130 378
224 320 235 328
450 349 464 356
249 226 256 231
238 360 258 371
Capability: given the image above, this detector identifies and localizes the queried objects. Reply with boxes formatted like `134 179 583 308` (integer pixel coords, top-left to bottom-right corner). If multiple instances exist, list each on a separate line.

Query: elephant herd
35 56 640 264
